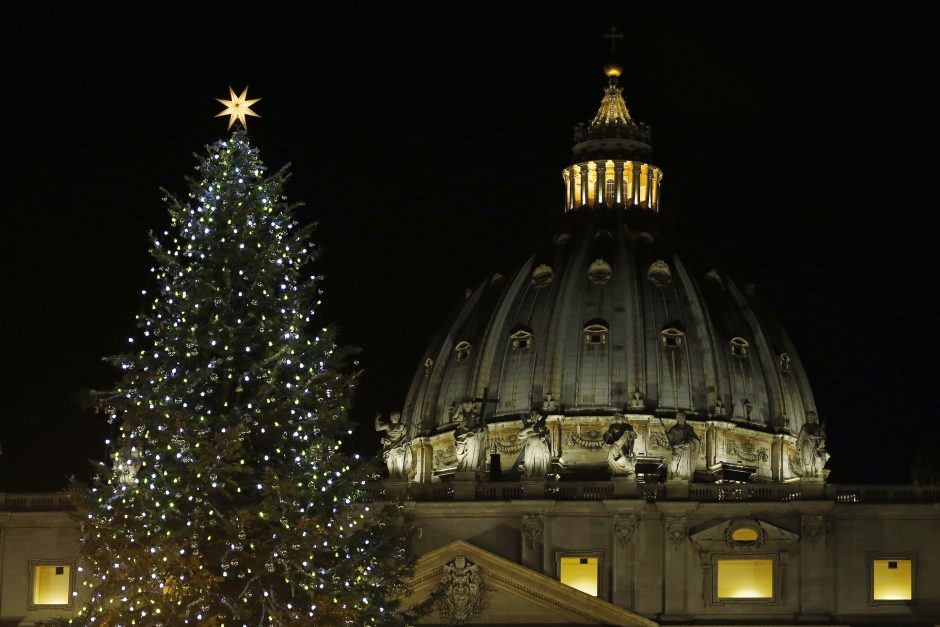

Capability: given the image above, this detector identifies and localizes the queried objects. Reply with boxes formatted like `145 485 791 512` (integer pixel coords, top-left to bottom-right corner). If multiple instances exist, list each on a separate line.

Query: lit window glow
873 559 912 600
716 559 773 599
559 556 598 596
730 527 759 542
33 565 71 606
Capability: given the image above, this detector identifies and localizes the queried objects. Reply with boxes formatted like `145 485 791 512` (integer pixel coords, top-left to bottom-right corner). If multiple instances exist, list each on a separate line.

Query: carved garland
566 430 606 448
491 439 524 454
726 438 769 463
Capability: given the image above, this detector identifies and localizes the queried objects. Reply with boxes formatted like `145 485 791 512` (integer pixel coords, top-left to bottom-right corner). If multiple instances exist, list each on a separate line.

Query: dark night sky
2 4 936 490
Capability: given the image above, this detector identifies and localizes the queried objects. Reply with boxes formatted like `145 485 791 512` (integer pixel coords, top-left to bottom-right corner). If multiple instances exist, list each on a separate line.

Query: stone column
595 160 605 205
658 503 696 622
410 436 433 484
615 161 625 205
632 162 642 206
611 512 640 608
799 510 832 621
645 166 653 208
580 163 589 207
564 169 573 211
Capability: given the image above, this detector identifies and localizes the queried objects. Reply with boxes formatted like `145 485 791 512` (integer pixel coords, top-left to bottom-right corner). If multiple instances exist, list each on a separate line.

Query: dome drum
563 160 662 212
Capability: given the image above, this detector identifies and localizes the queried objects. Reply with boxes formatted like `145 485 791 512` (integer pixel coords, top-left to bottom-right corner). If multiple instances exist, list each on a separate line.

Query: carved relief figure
437 554 486 624
604 419 637 475
794 411 829 477
374 412 412 480
516 410 551 479
629 389 645 409
453 401 487 473
661 411 701 480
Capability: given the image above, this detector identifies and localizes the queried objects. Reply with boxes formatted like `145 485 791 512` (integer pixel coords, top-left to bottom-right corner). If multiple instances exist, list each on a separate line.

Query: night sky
3 5 936 490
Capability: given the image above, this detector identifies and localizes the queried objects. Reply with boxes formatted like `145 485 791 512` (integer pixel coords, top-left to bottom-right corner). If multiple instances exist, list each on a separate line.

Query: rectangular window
716 559 773 599
31 563 73 607
559 556 599 596
873 559 913 601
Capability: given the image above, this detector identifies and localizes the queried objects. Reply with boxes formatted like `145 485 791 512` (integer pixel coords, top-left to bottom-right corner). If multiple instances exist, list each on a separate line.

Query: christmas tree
72 108 412 625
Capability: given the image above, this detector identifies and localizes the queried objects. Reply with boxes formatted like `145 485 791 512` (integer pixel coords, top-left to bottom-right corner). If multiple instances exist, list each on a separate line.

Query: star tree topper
216 86 260 129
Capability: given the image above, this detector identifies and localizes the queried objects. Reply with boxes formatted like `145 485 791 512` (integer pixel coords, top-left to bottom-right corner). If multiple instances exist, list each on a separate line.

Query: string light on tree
71 91 414 626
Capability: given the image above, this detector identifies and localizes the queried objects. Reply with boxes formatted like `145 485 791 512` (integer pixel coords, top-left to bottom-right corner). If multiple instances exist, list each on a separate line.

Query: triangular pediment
403 539 657 626
689 517 799 550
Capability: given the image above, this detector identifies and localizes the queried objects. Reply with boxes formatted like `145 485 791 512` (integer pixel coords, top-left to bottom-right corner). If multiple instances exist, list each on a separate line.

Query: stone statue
374 412 412 480
795 411 828 478
662 411 700 481
604 419 637 475
453 401 487 473
629 389 645 410
517 410 551 479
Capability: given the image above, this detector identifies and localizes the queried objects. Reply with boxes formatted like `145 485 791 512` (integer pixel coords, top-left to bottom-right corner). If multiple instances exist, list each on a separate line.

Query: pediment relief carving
689 517 798 550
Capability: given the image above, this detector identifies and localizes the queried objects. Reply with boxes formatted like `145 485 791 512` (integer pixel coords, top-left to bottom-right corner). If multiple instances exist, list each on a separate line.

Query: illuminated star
216 86 261 130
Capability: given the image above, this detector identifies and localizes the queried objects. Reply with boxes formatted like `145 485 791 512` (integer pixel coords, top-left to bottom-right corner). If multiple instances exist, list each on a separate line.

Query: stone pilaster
799 508 833 621
521 513 544 572
411 436 433 484
611 512 639 607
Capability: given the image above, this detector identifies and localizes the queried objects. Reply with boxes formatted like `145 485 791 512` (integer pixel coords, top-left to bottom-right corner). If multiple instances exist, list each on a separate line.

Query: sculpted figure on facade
662 411 701 480
453 400 487 473
517 410 551 479
374 412 412 480
604 418 637 475
795 411 829 478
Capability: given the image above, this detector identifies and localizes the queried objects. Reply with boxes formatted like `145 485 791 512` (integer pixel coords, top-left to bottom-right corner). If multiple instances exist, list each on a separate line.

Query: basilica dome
397 66 819 484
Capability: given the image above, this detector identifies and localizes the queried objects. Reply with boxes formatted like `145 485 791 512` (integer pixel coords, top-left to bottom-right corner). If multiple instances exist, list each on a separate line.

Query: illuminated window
454 341 471 362
559 555 599 596
605 178 615 200
30 562 74 608
716 558 773 599
731 527 759 542
730 337 750 358
872 557 914 602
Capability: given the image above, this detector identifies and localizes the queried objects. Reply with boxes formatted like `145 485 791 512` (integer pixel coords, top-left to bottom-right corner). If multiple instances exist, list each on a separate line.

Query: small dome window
728 523 763 548
584 323 609 345
661 327 685 349
588 259 612 285
531 264 553 287
730 337 750 358
647 260 672 287
778 352 791 373
510 329 533 351
454 341 472 362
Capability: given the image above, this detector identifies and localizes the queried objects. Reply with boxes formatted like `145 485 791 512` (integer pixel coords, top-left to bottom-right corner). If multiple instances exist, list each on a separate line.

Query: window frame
454 340 472 362
28 558 77 610
554 550 605 599
709 552 781 606
868 551 916 606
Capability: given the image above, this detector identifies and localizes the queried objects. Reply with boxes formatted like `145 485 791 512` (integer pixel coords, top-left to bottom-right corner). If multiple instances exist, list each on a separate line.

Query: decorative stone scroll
666 516 688 546
436 554 487 624
522 514 544 548
802 514 825 544
613 513 639 543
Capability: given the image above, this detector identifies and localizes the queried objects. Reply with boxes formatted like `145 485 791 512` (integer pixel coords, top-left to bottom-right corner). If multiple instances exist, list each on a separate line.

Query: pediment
404 539 657 625
689 517 799 550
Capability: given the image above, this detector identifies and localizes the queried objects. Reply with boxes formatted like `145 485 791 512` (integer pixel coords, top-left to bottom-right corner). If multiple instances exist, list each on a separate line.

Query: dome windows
778 353 791 373
454 341 472 362
661 327 685 349
531 264 553 287
730 337 750 358
584 322 609 345
588 259 612 284
510 329 533 351
647 260 672 287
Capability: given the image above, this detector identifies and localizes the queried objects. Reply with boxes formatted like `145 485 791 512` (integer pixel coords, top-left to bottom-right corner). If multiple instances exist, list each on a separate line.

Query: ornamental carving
491 439 524 454
541 393 561 413
666 516 688 546
566 427 606 448
613 513 639 543
588 258 612 284
802 514 825 544
437 554 486 624
647 430 669 451
522 514 544 548
647 259 672 287
433 445 457 469
726 438 769 463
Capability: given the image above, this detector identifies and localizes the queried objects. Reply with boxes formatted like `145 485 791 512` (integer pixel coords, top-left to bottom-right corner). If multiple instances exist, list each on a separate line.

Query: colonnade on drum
562 160 663 211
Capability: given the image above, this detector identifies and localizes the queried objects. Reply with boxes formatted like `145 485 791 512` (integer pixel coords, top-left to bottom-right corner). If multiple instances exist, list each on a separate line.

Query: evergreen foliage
72 132 412 626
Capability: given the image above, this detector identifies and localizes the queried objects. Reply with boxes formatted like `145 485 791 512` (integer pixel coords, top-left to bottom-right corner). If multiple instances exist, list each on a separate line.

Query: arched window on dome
454 341 472 362
510 329 533 351
661 327 685 349
584 322 609 346
730 337 750 358
778 352 791 373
